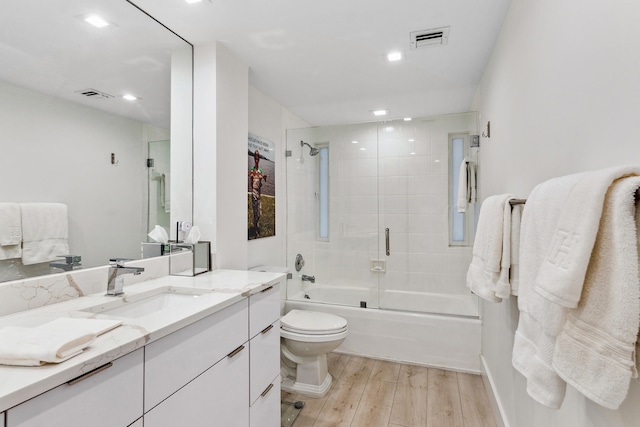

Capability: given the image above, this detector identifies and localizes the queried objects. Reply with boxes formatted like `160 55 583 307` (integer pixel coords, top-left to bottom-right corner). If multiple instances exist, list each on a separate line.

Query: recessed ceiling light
84 14 109 28
185 0 203 3
385 127 394 132
352 140 358 144
404 117 412 121
372 110 388 116
360 147 366 151
387 51 402 62
408 139 415 142
410 152 416 155
122 94 138 101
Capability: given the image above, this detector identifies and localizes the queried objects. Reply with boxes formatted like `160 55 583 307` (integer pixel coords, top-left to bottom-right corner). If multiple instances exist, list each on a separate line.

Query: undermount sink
81 286 212 319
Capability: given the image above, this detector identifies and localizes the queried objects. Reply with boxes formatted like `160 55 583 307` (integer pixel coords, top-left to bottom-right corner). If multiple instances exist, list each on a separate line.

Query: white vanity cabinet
248 283 281 427
1 411 4 427
6 348 144 427
144 299 249 411
144 342 249 426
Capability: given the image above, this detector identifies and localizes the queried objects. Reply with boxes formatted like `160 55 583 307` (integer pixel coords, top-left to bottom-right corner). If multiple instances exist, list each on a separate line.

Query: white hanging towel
513 165 640 409
20 203 69 265
466 194 515 302
0 202 22 260
553 176 640 409
456 157 477 213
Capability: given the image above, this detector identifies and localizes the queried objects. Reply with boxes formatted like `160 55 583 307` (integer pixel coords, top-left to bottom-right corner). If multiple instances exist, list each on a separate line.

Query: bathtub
285 285 482 373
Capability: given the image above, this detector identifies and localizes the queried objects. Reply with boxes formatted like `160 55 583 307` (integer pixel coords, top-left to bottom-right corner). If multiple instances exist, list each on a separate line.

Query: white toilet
249 265 348 398
280 309 348 397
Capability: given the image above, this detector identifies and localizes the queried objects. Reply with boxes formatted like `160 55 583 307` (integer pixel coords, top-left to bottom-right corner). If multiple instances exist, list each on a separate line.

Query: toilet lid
281 309 348 335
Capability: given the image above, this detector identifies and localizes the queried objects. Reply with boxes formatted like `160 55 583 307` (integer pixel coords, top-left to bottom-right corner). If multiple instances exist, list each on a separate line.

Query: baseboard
480 354 508 427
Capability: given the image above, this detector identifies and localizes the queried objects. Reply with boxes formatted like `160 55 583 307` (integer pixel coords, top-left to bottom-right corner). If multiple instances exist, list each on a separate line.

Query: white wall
194 44 309 270
0 80 147 276
247 86 309 269
473 0 640 425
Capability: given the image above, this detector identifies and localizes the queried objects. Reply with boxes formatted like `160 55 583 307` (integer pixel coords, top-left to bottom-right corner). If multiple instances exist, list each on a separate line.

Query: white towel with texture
457 157 477 213
0 202 22 260
535 165 640 308
20 203 69 265
552 176 640 409
513 166 640 409
466 194 515 302
0 326 96 366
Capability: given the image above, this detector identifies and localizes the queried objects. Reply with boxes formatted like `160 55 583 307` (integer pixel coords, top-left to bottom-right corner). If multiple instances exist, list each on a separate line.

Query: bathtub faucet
301 274 315 283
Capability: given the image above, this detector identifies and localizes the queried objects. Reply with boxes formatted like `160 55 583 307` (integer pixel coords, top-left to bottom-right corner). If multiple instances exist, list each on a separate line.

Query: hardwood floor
282 353 497 427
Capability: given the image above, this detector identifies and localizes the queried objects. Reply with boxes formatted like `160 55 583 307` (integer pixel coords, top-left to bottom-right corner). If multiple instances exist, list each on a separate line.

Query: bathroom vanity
0 270 283 427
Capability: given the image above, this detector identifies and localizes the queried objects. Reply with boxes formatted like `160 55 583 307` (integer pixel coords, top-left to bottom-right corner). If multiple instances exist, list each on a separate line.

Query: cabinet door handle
385 227 390 256
67 362 113 386
226 345 245 358
261 324 274 335
261 383 274 397
260 285 274 293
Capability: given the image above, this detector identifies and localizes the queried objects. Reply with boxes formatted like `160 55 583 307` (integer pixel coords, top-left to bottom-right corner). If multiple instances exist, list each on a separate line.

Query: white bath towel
0 326 96 366
20 203 69 265
466 194 515 302
38 318 122 337
552 176 640 409
509 203 523 296
457 158 477 213
513 166 640 409
0 202 22 260
535 166 640 308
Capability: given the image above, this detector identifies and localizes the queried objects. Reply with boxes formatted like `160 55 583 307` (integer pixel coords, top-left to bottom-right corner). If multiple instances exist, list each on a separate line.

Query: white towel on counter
20 203 69 265
466 194 515 302
552 176 640 410
0 202 22 260
535 165 640 308
0 326 96 366
456 157 477 213
38 317 122 337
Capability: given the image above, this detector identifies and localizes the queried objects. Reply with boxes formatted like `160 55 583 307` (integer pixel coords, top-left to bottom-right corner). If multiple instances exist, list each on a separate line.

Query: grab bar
385 228 390 256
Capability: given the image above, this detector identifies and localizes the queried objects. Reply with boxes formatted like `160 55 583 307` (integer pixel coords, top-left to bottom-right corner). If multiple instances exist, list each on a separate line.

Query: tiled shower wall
287 113 477 307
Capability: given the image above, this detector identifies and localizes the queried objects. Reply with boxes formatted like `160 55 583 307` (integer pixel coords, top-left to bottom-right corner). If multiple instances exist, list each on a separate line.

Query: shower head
301 141 320 156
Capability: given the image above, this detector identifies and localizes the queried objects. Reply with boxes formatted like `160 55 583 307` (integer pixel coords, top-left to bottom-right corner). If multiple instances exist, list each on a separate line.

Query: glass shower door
377 114 478 316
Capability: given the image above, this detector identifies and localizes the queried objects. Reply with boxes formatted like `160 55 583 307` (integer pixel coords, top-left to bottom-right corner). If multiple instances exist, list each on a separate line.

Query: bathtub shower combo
285 113 482 373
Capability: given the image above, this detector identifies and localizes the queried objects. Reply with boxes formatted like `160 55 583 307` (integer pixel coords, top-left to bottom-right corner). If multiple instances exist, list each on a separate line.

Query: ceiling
131 0 512 126
0 0 512 129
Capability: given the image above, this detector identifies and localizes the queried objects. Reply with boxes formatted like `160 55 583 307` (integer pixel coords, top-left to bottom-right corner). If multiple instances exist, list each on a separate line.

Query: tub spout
301 274 315 283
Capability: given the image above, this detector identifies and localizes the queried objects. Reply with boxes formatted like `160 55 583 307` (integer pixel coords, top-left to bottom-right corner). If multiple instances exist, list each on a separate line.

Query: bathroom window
318 146 329 239
449 134 470 246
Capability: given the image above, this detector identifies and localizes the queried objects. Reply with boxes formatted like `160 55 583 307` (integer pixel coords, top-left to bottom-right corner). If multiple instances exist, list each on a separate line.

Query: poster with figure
248 133 276 240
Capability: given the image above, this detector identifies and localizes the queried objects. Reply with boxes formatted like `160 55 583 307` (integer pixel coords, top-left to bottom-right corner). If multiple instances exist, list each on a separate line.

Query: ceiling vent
410 26 450 49
75 88 114 99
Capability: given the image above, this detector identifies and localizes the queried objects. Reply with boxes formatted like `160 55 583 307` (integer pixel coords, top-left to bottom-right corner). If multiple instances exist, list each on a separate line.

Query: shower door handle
385 228 390 256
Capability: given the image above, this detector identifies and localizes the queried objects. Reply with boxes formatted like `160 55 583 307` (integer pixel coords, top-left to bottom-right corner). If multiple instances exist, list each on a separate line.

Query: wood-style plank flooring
282 353 496 427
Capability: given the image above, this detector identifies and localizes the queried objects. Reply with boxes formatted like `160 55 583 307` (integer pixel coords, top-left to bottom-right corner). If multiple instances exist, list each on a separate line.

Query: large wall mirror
0 0 193 282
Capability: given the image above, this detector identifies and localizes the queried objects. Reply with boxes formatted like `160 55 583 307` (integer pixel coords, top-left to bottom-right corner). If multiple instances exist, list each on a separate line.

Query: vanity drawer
250 319 281 404
249 282 280 338
7 348 143 427
144 299 248 411
250 375 281 427
144 343 249 427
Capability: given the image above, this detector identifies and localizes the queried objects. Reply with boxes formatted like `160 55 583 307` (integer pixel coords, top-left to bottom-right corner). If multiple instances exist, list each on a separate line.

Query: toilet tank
249 265 289 314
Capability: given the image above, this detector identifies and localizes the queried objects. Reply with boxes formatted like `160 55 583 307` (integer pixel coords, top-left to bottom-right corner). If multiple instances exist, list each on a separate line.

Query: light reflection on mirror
0 0 193 282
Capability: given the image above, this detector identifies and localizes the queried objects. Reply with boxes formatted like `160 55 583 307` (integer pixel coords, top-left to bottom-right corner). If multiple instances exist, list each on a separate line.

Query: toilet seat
281 309 348 335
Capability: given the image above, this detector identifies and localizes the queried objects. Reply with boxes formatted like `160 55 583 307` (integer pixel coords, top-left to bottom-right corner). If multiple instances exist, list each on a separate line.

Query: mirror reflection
0 0 193 282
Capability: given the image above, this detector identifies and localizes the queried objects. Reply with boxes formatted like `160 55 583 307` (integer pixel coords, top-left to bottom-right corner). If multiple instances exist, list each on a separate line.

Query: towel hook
482 121 490 138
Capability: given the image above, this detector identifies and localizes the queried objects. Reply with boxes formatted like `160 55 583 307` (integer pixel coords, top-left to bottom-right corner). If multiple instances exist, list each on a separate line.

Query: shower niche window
286 113 479 318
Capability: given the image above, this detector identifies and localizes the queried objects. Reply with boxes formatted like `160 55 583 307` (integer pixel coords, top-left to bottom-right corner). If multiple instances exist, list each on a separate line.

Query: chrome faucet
50 255 82 271
107 258 145 296
301 274 315 283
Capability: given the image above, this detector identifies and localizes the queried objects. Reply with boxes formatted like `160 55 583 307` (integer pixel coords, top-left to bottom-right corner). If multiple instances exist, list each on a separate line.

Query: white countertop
0 269 284 413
